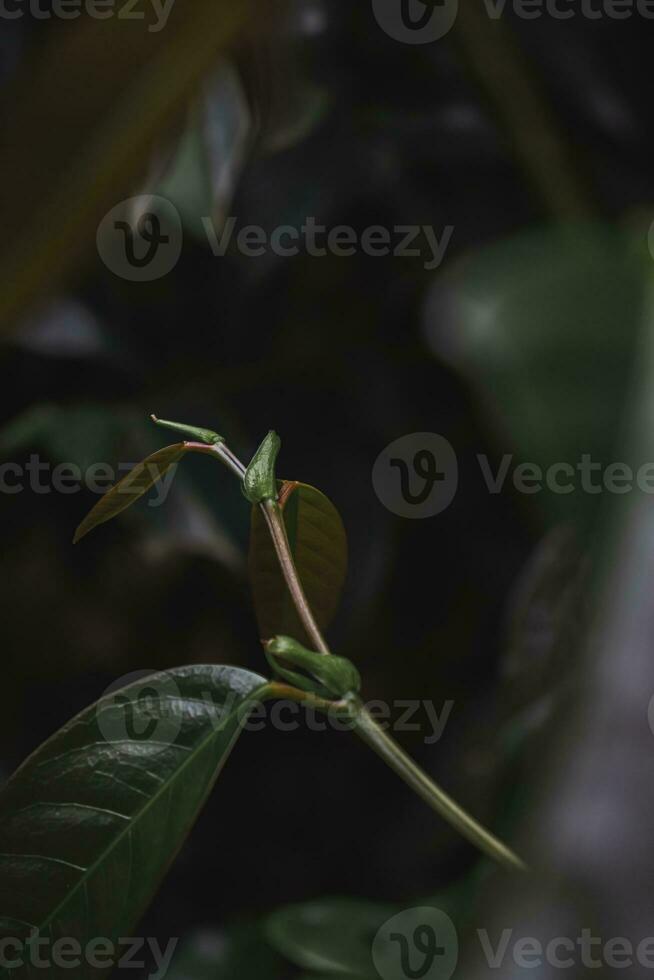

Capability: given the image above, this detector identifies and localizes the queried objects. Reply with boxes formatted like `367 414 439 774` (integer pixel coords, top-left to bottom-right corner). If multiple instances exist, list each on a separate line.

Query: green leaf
0 665 266 975
249 481 348 645
243 431 281 504
0 0 252 332
155 64 253 242
73 443 188 543
434 222 645 526
265 899 393 978
151 415 224 445
266 636 361 699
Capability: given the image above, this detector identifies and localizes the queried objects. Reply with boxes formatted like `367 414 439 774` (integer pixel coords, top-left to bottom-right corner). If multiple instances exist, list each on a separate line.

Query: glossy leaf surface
0 665 266 976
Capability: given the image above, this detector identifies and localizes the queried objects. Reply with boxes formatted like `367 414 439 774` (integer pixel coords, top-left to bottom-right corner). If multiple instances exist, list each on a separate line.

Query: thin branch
207 443 331 654
261 499 331 655
207 434 527 873
352 701 527 873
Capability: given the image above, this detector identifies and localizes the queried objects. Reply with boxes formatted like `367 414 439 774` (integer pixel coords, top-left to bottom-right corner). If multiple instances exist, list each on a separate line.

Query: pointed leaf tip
73 443 188 543
243 430 281 504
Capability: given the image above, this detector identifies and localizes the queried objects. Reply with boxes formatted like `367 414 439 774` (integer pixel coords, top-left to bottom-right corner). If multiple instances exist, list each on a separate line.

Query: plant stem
208 435 527 873
206 442 331 654
261 499 331 655
351 700 527 873
259 680 347 715
186 441 246 481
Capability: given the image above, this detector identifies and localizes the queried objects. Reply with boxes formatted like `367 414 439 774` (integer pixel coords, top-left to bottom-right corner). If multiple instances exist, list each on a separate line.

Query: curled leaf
73 443 188 543
243 431 281 504
151 414 224 445
266 635 361 699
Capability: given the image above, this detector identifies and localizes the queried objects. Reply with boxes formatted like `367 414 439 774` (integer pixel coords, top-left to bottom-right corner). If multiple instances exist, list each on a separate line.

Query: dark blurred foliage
1 2 654 977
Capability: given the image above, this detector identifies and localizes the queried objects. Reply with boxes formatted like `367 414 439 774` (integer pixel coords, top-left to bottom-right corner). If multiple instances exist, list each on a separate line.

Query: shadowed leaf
0 665 267 977
426 223 646 528
0 1 252 330
265 899 393 978
73 443 188 543
249 481 348 645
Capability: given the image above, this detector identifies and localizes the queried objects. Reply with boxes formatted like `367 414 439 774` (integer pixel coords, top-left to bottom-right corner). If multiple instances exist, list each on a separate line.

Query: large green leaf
249 481 348 645
0 665 266 977
73 443 188 543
